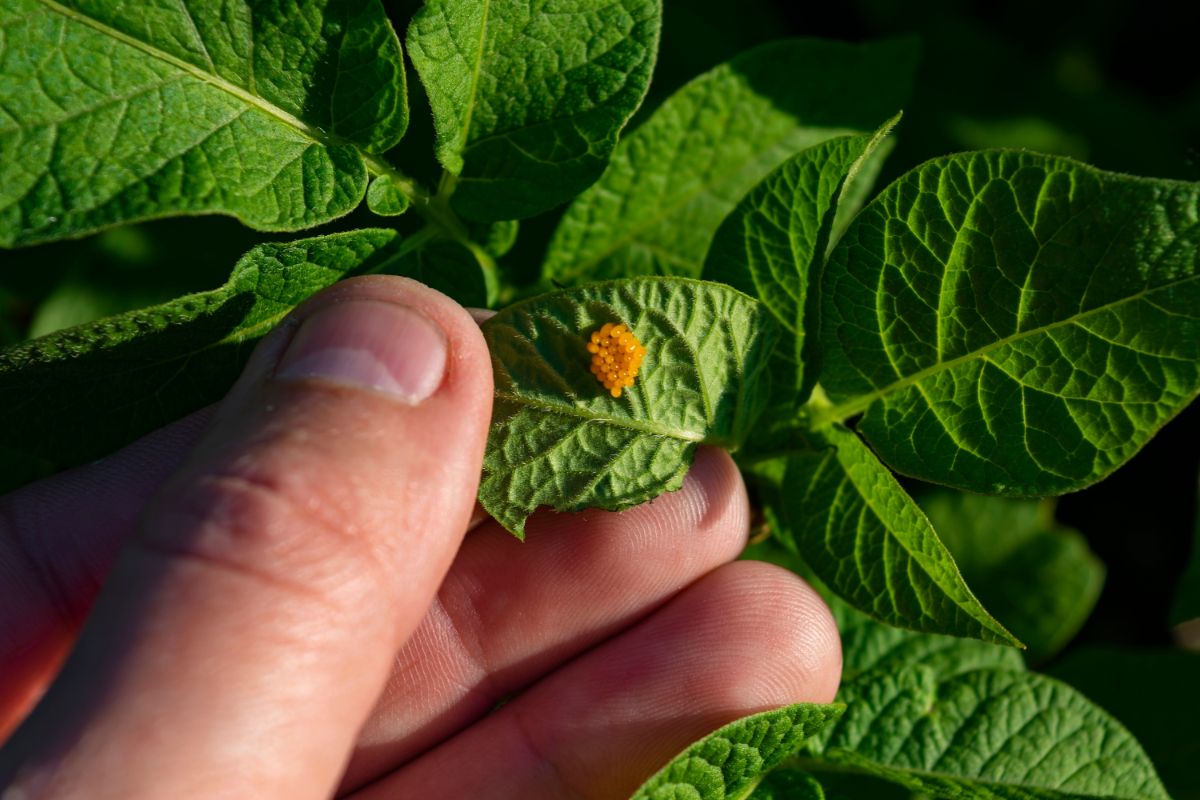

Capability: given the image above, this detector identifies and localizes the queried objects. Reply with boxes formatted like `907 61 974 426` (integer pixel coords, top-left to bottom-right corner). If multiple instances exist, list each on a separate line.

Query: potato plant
1 1 1197 798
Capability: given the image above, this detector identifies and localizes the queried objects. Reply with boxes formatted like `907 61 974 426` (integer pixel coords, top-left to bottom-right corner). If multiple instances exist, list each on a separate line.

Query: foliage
628 703 844 800
478 277 778 537
1 1 1196 797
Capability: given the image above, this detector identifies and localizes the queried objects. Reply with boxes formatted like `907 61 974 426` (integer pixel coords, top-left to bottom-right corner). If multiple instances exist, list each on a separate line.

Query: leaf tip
988 621 1026 651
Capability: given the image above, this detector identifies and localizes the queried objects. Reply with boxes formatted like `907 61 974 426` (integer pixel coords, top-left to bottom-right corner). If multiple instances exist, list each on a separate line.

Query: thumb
0 277 493 798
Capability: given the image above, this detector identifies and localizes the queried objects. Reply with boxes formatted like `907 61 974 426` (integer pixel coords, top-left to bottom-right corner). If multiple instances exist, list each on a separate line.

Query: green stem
362 155 465 237
364 158 499 280
808 395 871 428
362 155 428 204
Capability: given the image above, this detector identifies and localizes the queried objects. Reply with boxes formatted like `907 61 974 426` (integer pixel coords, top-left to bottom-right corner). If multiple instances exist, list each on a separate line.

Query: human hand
0 277 841 798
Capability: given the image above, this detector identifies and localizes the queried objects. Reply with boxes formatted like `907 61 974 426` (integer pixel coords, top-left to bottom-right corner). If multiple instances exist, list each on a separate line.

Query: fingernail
275 300 447 404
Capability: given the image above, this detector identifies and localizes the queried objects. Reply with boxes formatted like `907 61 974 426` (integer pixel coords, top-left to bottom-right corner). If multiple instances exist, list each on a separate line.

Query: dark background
2 0 1197 655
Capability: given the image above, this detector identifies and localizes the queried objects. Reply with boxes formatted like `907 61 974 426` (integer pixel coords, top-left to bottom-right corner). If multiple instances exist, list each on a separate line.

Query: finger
0 310 499 680
341 446 749 791
0 408 214 738
0 305 498 739
354 561 842 799
0 276 493 799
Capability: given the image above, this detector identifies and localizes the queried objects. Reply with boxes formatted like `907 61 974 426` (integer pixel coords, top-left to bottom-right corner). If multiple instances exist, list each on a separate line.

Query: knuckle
433 568 495 683
139 462 386 604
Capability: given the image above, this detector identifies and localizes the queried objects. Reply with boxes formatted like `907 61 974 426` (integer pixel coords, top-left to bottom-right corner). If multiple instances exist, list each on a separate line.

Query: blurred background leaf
918 492 1105 663
1050 648 1200 800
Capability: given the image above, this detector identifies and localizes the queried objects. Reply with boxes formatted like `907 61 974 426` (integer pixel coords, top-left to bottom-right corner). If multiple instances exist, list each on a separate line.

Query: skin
0 277 841 799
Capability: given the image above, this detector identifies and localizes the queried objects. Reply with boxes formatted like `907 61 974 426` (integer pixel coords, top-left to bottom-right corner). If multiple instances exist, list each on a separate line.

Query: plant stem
363 155 504 305
362 155 466 237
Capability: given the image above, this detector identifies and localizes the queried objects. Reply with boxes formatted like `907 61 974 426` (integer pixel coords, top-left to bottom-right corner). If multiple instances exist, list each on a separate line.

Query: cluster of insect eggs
587 322 647 398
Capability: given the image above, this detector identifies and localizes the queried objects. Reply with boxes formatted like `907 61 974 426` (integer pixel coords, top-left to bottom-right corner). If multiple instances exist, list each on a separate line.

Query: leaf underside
0 0 407 246
479 277 779 537
630 703 845 800
777 424 1020 647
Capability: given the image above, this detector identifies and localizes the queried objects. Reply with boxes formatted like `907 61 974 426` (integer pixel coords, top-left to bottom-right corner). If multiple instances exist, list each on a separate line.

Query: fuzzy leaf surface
922 492 1104 661
811 667 1171 800
777 424 1018 646
543 38 918 284
479 277 778 537
407 0 660 221
818 151 1200 495
630 704 845 800
703 119 898 412
0 0 407 246
0 230 402 475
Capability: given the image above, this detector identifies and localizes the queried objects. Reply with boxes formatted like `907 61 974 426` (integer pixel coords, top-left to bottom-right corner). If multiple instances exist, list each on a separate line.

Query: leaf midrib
451 0 491 162
37 0 347 152
495 390 707 442
826 443 1008 642
816 272 1199 426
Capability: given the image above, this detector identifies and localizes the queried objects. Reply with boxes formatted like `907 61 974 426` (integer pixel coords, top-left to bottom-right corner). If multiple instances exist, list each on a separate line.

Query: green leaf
1 0 407 246
921 491 1105 661
366 175 412 216
1050 647 1200 800
1170 473 1200 625
742 537 1025 680
746 769 826 800
470 218 520 258
543 37 918 284
817 151 1200 496
630 704 845 800
811 667 1171 800
828 135 896 252
837 609 1026 682
776 424 1020 646
388 237 490 308
406 0 661 221
0 229 402 475
478 277 779 537
703 117 900 408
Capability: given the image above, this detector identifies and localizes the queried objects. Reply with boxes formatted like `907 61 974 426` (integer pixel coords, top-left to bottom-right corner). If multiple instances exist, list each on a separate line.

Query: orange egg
587 321 646 398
